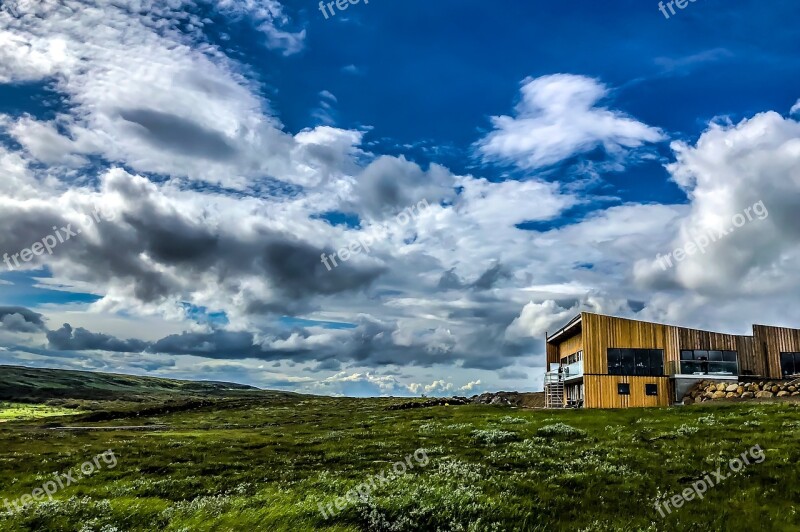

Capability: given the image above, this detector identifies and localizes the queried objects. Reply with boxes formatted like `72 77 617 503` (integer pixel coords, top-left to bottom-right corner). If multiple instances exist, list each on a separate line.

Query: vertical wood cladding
581 313 671 374
558 333 583 359
546 342 559 367
734 336 763 377
580 313 772 377
583 376 672 408
754 325 800 379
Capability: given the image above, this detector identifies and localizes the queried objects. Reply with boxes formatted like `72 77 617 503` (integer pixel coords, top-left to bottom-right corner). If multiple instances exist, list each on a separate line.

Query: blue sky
0 0 798 396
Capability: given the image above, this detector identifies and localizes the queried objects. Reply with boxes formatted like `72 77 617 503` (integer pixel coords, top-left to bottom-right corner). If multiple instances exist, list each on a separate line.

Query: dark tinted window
608 349 622 375
618 383 630 395
633 350 649 376
645 384 658 396
781 353 800 378
679 350 738 375
620 349 636 375
607 349 664 376
649 349 664 376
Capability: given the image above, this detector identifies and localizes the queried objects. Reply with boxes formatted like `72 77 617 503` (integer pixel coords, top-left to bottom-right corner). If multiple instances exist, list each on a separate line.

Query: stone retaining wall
682 379 800 404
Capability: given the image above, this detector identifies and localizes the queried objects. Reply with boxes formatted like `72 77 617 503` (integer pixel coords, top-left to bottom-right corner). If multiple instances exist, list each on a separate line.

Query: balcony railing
563 359 584 379
544 360 584 383
666 360 738 377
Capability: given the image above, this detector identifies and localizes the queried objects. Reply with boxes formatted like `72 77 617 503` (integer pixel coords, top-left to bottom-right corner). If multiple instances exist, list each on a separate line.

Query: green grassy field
0 367 798 531
0 402 84 422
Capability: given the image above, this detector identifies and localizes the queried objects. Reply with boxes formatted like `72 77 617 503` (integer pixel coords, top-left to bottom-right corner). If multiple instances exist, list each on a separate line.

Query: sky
0 0 798 397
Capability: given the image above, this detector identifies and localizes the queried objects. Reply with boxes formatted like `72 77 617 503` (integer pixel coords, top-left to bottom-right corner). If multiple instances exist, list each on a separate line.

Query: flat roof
546 314 581 343
547 311 800 342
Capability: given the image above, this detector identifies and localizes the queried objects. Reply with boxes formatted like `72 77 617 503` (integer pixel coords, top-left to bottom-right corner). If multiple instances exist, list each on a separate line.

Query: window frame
607 348 664 377
679 349 739 376
780 352 800 378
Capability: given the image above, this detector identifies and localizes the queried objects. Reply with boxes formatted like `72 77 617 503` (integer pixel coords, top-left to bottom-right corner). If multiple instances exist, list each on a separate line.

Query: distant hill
0 365 261 403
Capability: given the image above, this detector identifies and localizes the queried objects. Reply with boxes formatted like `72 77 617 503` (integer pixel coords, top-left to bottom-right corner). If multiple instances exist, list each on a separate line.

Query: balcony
545 360 584 383
563 359 584 380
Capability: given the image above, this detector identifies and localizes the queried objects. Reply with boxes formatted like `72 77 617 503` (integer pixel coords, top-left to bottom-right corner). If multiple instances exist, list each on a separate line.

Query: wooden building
544 312 800 409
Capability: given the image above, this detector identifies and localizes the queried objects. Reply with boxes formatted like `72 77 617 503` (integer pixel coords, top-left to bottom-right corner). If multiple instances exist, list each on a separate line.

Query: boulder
736 386 745 395
755 391 774 399
712 391 726 399
717 383 728 392
777 391 790 398
741 392 755 399
725 384 739 393
725 392 737 398
792 392 800 397
788 386 797 393
771 385 780 394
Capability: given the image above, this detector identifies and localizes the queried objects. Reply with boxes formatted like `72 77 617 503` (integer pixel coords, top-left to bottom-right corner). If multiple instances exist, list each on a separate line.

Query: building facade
544 312 800 409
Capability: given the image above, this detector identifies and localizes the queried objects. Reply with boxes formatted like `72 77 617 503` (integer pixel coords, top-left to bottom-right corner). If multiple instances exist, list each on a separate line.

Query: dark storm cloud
123 210 220 264
9 297 536 372
472 263 511 290
119 109 238 161
0 306 46 332
437 269 464 290
0 204 72 263
47 323 150 352
351 156 454 218
498 369 529 380
148 329 324 362
437 264 511 291
257 239 385 299
18 171 388 311
149 330 267 359
305 359 342 372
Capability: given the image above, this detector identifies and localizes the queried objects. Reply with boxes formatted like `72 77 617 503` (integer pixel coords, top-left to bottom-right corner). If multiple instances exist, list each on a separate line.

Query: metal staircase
543 371 565 408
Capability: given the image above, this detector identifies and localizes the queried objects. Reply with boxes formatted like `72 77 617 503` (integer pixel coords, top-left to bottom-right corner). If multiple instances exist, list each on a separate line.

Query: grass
0 402 83 422
0 394 798 531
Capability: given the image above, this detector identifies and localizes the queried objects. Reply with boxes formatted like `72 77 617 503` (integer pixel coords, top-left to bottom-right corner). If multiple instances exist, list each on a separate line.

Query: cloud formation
476 74 666 170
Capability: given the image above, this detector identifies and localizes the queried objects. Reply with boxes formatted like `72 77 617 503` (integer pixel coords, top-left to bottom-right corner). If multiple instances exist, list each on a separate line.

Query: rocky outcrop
682 379 800 404
469 391 544 408
387 397 470 410
387 391 545 410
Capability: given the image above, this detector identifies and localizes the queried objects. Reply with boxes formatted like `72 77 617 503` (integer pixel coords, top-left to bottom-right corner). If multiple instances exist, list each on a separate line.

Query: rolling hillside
0 364 260 403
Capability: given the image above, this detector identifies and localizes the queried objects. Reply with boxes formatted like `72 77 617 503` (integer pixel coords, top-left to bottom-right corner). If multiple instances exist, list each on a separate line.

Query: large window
617 383 630 395
645 384 658 396
607 349 664 376
680 350 738 375
781 353 800 378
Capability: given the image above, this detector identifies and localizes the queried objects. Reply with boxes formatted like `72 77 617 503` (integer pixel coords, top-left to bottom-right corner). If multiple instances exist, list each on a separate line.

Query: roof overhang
547 314 582 343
